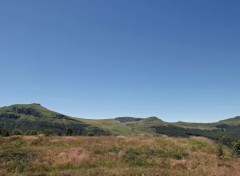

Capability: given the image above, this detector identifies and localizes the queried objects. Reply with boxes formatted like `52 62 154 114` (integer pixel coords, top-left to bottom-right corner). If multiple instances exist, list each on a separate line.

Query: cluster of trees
152 124 240 156
0 116 110 137
152 125 240 146
233 140 240 156
0 128 96 137
12 106 41 117
0 129 10 137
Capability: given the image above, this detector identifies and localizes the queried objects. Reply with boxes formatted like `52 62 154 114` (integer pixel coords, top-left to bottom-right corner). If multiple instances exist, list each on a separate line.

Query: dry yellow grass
0 135 239 176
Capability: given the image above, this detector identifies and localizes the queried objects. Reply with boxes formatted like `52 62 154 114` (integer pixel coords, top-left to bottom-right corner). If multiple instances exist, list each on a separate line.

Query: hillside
79 116 166 136
172 116 240 130
0 103 240 147
0 103 109 136
217 116 240 126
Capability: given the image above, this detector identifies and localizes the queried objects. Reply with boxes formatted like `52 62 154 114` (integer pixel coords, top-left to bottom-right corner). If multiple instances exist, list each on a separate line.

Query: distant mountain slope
171 116 240 130
80 116 167 135
172 121 216 130
216 116 240 126
0 103 109 136
0 103 240 147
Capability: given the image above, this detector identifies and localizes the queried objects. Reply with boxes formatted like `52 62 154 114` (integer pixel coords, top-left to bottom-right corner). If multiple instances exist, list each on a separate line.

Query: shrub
2 130 10 137
217 144 224 159
87 132 95 136
25 130 38 135
57 132 63 136
65 128 73 136
12 129 23 135
233 140 240 156
43 130 54 136
171 149 189 160
122 148 150 167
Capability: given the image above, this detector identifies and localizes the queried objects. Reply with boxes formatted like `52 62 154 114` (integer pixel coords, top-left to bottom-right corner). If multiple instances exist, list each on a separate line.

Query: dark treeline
152 124 240 147
0 127 104 137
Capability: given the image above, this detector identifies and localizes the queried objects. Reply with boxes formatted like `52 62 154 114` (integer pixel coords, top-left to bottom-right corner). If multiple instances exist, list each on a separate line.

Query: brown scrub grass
0 135 239 176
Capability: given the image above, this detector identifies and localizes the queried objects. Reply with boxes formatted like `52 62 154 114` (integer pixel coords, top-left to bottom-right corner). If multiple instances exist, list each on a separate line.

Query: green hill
216 116 240 126
79 116 166 136
0 103 240 147
0 103 109 136
172 116 240 130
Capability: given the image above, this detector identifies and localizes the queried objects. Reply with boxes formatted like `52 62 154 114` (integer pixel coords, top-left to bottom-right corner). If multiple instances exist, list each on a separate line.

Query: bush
12 129 23 136
217 144 224 159
43 130 54 136
87 132 95 136
171 149 189 160
233 140 240 156
25 130 38 135
2 130 10 137
122 148 150 167
65 128 73 136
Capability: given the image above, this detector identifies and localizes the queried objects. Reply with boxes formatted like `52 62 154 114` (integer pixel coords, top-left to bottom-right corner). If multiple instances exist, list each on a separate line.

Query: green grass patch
122 148 151 167
0 149 37 172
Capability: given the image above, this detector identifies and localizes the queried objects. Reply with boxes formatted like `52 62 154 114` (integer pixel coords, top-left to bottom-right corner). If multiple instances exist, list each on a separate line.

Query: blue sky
0 0 240 122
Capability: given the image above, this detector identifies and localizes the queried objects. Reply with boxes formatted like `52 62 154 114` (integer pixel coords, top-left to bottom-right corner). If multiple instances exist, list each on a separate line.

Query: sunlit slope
172 116 240 129
0 103 109 135
79 116 166 135
1 103 240 145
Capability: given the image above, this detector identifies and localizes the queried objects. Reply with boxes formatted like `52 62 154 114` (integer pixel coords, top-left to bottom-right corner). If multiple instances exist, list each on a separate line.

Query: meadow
0 135 239 176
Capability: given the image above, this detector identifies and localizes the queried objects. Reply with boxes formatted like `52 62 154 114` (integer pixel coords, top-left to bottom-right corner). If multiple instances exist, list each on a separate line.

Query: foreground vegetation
0 136 240 176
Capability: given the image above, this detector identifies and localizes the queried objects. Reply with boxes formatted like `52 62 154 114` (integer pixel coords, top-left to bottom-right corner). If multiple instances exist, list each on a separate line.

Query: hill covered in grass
0 103 240 147
80 115 240 147
0 103 109 136
79 116 166 136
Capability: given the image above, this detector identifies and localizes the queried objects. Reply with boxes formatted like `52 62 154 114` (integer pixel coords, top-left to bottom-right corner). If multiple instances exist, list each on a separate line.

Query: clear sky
0 0 240 122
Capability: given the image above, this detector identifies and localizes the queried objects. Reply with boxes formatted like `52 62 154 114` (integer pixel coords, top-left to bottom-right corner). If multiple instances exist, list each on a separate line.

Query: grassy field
0 136 239 176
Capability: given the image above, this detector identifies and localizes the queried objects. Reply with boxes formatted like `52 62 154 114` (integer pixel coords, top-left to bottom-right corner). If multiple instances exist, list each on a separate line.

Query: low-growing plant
1 129 10 137
108 146 121 154
122 148 150 167
157 147 188 160
3 138 26 149
65 128 73 136
25 130 38 135
12 129 23 135
217 144 224 159
29 137 45 146
188 138 212 153
171 148 189 160
0 149 37 172
43 129 54 136
87 132 95 136
233 140 240 156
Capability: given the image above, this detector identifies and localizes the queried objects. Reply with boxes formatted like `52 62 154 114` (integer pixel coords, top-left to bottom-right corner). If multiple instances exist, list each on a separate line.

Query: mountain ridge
0 103 239 147
0 103 110 136
1 103 238 125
